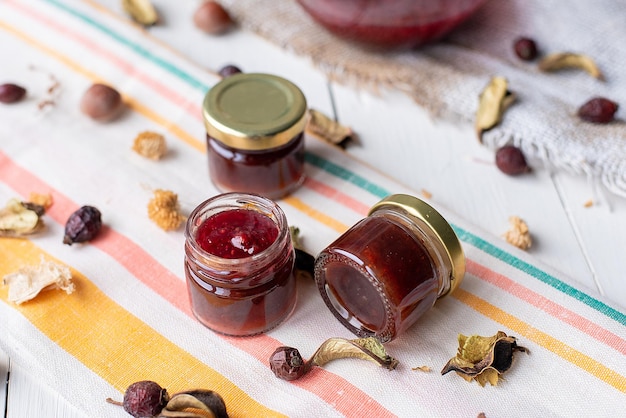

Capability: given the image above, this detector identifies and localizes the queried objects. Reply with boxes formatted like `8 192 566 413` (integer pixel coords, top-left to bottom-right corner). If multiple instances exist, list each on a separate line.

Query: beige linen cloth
220 0 626 198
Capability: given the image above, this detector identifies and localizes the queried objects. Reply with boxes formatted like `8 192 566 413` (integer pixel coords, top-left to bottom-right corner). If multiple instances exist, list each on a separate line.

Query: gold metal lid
202 73 307 151
368 194 465 297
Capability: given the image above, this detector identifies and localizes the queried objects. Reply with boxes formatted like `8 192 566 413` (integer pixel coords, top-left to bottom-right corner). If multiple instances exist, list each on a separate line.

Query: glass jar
184 192 297 336
203 73 308 200
314 194 465 342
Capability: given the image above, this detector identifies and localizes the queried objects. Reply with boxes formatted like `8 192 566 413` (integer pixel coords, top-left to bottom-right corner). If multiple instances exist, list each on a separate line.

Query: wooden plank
1 348 8 418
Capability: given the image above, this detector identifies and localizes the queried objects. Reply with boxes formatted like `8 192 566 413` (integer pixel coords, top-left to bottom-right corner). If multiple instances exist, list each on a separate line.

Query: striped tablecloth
1 1 624 417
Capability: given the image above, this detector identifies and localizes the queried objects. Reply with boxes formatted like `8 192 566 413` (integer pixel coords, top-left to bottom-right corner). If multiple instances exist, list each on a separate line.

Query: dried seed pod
63 205 102 245
577 97 618 124
193 1 233 35
538 52 604 80
0 83 27 104
475 77 516 142
122 0 158 26
80 83 124 122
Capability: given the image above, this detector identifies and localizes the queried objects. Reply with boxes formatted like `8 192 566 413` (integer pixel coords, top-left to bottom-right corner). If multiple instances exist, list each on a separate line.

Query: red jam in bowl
296 0 487 48
185 193 296 336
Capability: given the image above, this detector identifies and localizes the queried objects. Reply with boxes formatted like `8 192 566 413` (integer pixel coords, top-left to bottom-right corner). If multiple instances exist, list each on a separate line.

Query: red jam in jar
184 192 297 336
203 73 308 200
314 194 465 342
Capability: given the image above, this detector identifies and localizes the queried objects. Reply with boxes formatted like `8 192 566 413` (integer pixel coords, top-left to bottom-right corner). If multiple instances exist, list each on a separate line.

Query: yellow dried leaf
538 52 604 80
475 77 516 142
122 0 158 26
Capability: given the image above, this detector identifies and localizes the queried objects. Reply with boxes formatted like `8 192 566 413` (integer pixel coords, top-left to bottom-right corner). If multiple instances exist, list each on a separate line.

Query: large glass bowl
296 0 488 48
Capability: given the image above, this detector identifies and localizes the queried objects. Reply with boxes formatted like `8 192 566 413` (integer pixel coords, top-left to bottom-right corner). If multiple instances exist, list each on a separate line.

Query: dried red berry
269 346 308 381
193 1 233 35
218 64 242 78
80 83 124 122
513 37 538 61
0 83 27 104
495 145 530 176
63 205 102 245
577 97 618 124
123 380 169 418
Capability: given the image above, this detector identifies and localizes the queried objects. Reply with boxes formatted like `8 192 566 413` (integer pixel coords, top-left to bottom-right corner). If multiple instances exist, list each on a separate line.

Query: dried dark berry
495 145 530 176
577 97 618 124
123 380 169 418
0 83 27 104
218 64 242 78
63 205 102 245
269 346 309 381
513 37 538 61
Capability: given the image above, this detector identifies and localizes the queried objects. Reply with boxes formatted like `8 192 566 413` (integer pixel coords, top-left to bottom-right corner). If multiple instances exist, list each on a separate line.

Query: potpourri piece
3 257 74 304
0 198 45 237
475 76 516 142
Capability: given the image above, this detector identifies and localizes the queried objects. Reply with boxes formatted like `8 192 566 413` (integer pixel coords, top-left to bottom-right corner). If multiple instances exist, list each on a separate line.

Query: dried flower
147 189 186 231
441 331 528 386
132 131 168 160
269 337 398 381
0 198 45 237
538 52 604 80
475 77 516 142
503 216 532 250
3 257 74 304
122 0 158 26
306 108 354 148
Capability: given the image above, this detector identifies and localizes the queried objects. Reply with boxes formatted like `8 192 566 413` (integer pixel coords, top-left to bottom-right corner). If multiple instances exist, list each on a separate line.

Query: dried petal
122 0 158 26
475 77 516 142
306 109 354 148
160 390 228 418
503 216 532 250
3 257 74 304
147 189 186 231
538 52 604 80
441 331 528 386
133 131 168 160
28 192 54 210
0 198 45 237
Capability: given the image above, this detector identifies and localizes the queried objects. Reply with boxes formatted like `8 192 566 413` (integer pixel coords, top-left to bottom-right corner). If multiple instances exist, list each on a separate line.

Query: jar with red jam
184 192 297 336
203 73 307 200
314 194 465 342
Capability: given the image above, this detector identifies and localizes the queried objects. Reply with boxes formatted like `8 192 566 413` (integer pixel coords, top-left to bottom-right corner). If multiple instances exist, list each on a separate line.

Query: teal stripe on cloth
50 0 625 325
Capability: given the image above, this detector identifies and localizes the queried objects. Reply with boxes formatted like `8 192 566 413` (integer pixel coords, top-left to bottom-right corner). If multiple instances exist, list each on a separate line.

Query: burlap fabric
219 0 626 198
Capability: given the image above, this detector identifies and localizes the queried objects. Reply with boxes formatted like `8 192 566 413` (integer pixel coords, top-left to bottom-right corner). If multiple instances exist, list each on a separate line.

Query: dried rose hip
513 37 538 61
269 346 308 381
495 145 530 176
218 64 242 78
577 97 618 124
63 205 102 245
193 1 233 35
0 83 27 104
80 83 124 122
123 380 169 418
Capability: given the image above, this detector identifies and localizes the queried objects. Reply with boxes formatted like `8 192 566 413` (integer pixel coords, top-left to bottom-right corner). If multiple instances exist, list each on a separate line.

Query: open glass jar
203 73 308 200
314 194 465 342
184 192 297 336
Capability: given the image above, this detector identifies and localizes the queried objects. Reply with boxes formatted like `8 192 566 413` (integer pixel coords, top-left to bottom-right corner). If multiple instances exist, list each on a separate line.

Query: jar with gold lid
203 73 307 200
314 194 465 342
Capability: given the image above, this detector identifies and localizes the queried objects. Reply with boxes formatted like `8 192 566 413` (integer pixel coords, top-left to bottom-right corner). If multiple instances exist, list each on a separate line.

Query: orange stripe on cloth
467 260 626 356
0 239 284 418
0 152 396 417
453 288 626 393
0 20 204 153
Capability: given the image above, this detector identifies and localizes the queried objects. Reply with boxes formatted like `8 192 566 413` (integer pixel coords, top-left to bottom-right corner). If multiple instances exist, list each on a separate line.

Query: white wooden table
2 1 625 416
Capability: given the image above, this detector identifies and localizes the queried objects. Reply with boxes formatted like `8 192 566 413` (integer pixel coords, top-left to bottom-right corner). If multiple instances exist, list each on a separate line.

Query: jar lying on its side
203 73 308 200
314 194 465 342
184 192 297 336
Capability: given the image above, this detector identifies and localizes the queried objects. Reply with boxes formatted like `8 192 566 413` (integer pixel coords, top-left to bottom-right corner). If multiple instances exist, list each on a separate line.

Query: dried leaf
122 0 158 26
0 198 45 237
538 52 604 80
311 337 398 370
412 365 432 372
441 331 528 386
503 216 532 250
160 390 228 418
306 108 354 148
3 257 74 304
475 77 516 142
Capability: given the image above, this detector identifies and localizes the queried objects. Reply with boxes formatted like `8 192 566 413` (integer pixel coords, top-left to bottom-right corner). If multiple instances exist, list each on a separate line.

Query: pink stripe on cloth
0 150 397 418
303 176 370 216
467 259 626 355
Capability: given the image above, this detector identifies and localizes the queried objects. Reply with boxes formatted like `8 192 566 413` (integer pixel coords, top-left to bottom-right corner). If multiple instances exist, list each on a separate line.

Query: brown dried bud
63 205 102 245
0 83 27 104
80 83 124 122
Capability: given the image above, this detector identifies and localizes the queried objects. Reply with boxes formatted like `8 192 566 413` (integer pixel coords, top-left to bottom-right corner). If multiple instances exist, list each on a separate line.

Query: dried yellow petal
121 0 158 26
538 52 604 80
147 189 186 231
475 77 516 142
503 216 532 250
3 257 74 304
0 198 45 237
306 108 354 147
412 365 432 372
441 331 528 386
132 131 167 160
